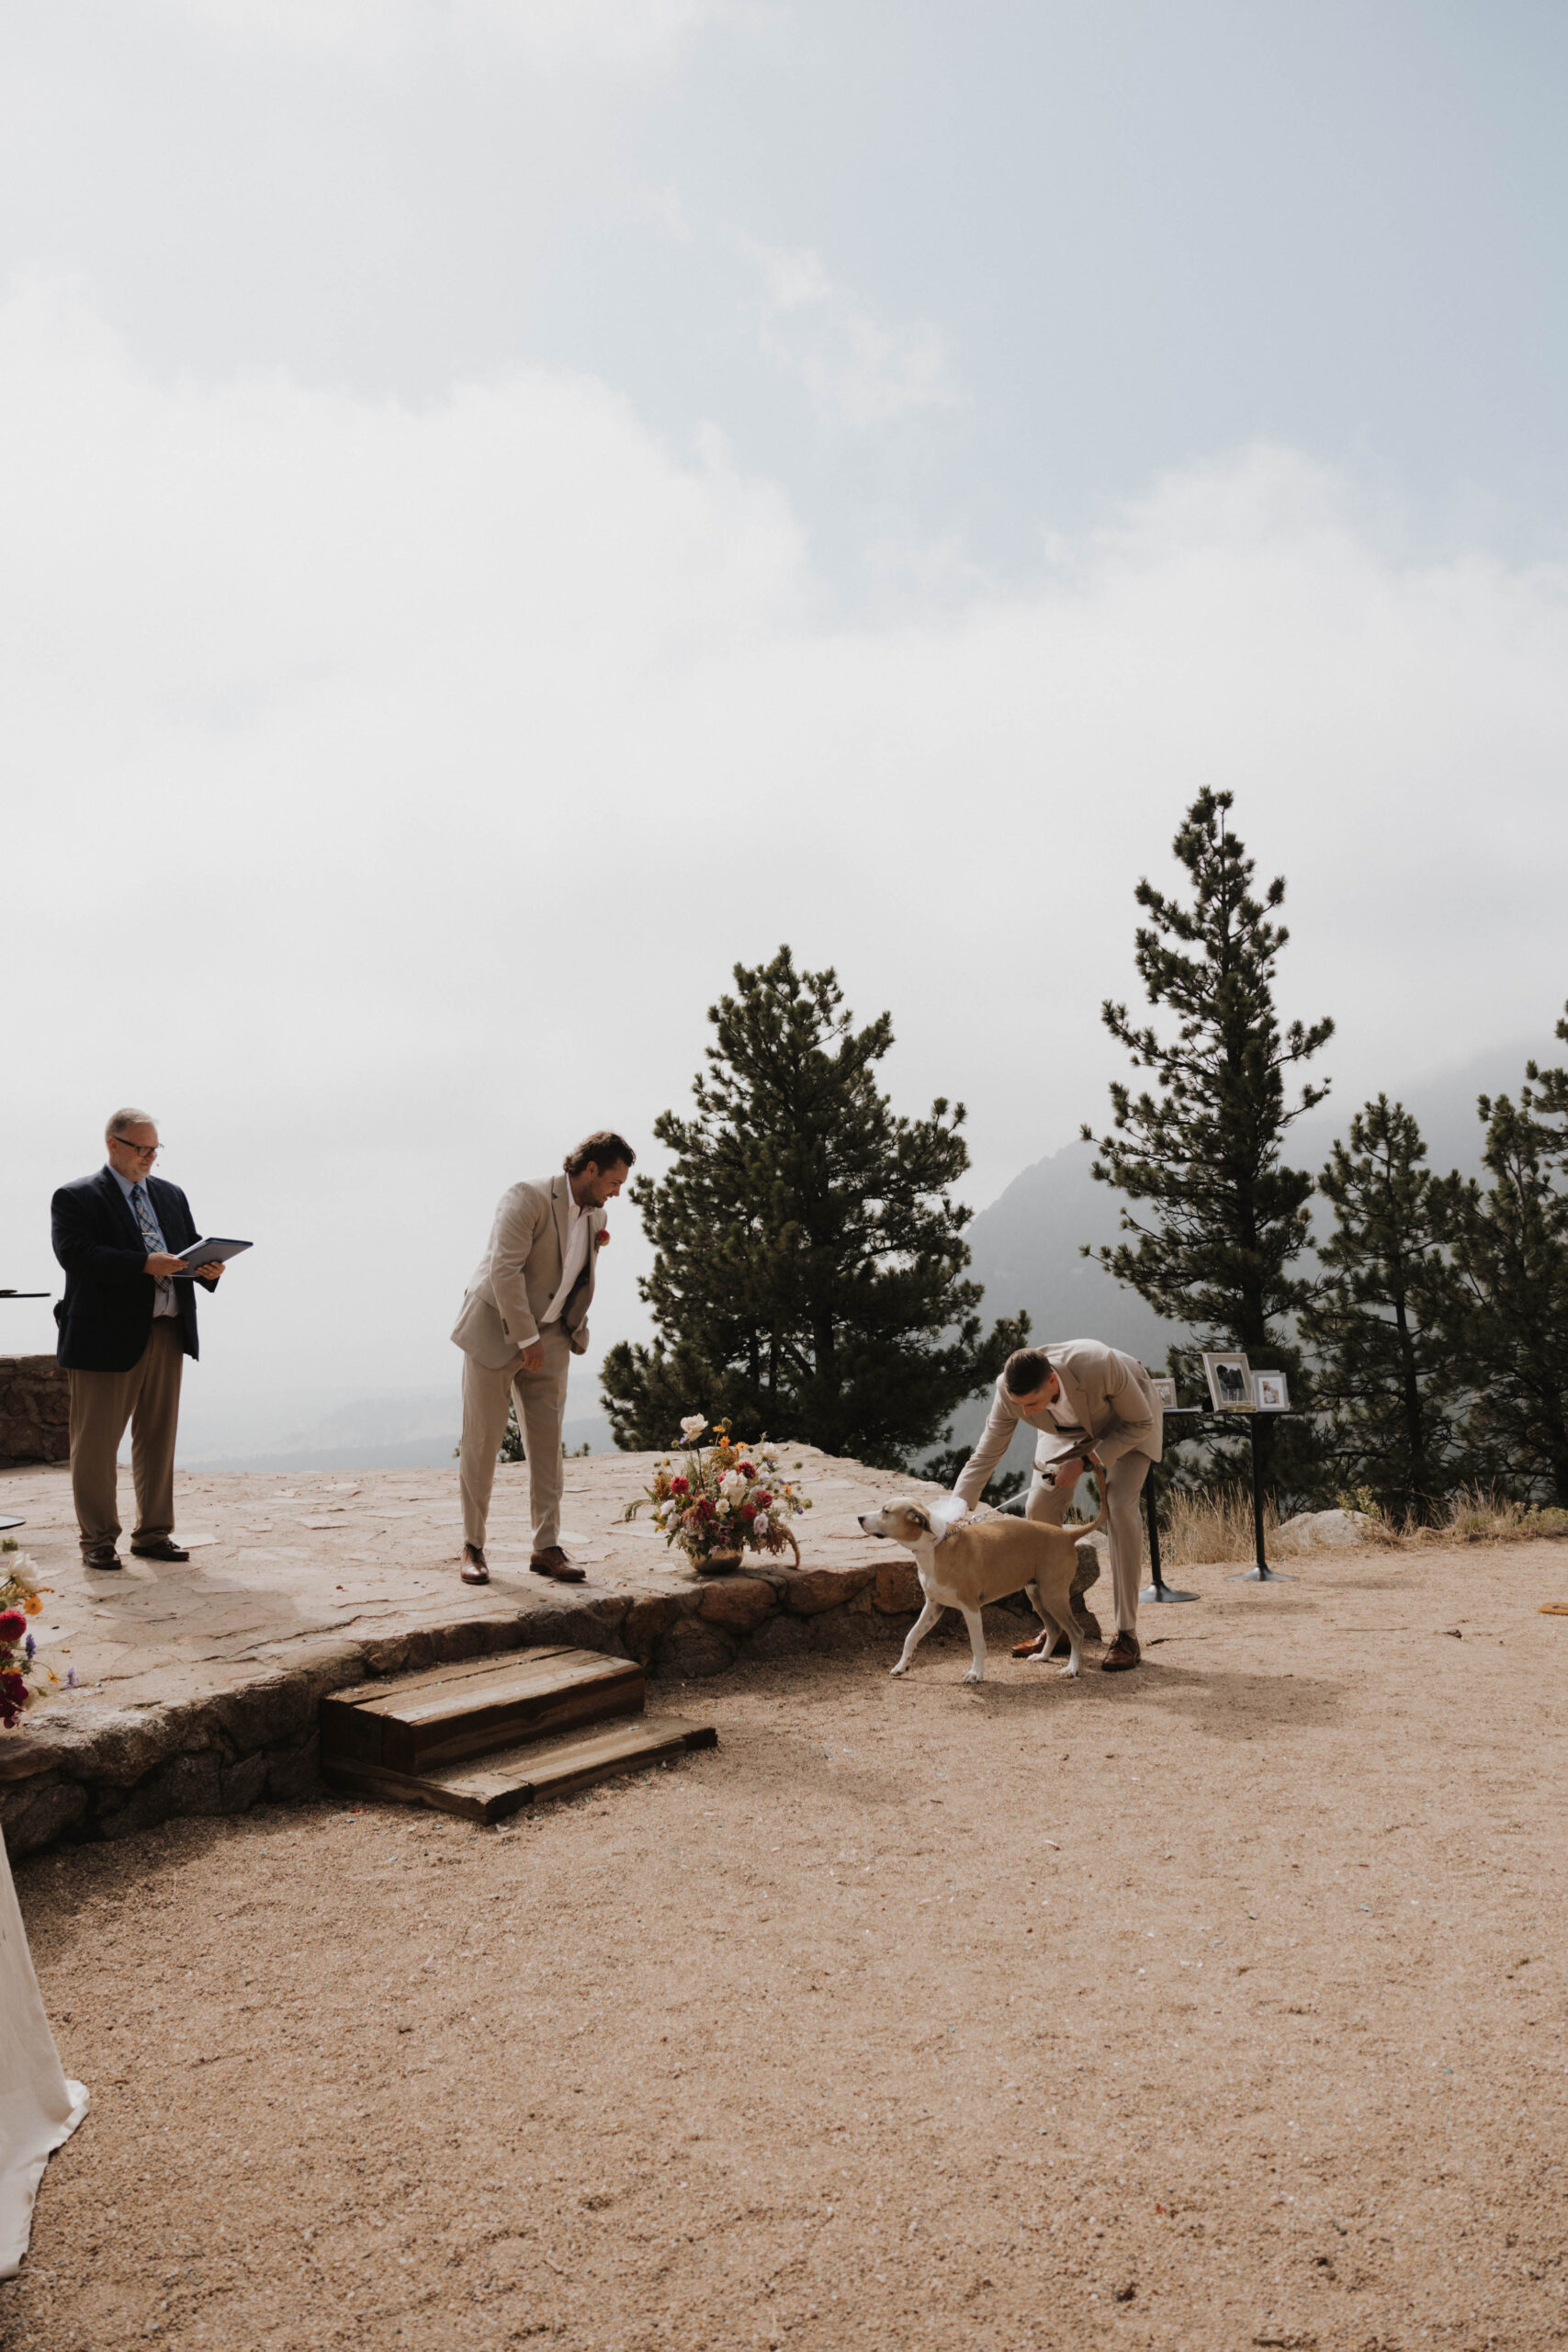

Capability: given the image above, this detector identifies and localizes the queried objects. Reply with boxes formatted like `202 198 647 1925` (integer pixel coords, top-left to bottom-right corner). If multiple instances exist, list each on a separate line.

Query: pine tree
1298 1096 1461 1520
1433 1012 1568 1503
600 946 1028 1466
1083 788 1334 1495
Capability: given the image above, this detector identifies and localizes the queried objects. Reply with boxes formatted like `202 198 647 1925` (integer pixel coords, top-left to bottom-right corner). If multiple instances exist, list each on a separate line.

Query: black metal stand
1140 1466 1199 1604
1 1291 51 1533
1228 1413 1292 1583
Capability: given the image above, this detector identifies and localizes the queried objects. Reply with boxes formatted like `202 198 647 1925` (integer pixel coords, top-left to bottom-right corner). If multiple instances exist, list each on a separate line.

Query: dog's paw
1058 1661 1079 1679
963 1668 983 1685
889 1660 908 1677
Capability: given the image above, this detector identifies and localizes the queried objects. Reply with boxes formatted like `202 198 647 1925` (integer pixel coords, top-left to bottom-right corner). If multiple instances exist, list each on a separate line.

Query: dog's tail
1065 1464 1110 1539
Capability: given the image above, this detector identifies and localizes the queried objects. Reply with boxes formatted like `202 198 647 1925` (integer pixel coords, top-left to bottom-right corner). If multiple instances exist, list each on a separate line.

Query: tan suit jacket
953 1340 1163 1510
450 1174 604 1371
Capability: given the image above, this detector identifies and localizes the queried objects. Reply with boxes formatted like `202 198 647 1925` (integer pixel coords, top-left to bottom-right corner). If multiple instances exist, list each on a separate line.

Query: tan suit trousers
458 1322 571 1553
67 1319 186 1553
1026 1448 1150 1638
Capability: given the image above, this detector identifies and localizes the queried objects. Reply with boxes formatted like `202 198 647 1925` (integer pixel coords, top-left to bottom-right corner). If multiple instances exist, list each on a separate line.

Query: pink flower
754 1492 773 1512
0 1610 25 1644
670 1476 690 1495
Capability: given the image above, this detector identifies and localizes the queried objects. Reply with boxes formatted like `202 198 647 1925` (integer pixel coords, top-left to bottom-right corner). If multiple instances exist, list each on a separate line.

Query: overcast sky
5 0 1567 1429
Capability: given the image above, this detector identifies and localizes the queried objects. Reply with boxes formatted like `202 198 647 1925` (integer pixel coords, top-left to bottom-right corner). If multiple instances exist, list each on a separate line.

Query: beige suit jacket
953 1340 1164 1510
450 1174 604 1371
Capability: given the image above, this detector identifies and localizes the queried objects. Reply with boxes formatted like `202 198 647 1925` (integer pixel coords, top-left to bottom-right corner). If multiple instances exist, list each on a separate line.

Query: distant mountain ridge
949 1036 1540 1471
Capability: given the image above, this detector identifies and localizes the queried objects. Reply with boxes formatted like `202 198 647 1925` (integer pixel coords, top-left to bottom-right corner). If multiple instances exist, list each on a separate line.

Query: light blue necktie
131 1182 175 1316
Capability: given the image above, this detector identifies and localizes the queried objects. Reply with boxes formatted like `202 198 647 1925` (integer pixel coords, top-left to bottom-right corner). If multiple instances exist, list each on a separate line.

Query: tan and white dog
857 1490 1107 1684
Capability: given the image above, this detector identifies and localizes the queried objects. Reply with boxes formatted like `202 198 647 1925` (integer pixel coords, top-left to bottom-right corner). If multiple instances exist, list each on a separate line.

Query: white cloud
741 237 962 430
5 284 1567 1430
157 0 732 69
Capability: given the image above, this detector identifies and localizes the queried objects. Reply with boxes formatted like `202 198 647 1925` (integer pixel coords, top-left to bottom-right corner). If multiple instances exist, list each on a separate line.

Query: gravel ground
6 1538 1566 2352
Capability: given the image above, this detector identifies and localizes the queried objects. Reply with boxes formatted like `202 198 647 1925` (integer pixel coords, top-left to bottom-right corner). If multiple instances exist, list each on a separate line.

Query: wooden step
319 1645 644 1774
323 1713 718 1824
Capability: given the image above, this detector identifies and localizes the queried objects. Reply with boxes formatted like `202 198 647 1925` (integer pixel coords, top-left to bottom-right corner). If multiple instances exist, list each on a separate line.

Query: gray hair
106 1106 158 1143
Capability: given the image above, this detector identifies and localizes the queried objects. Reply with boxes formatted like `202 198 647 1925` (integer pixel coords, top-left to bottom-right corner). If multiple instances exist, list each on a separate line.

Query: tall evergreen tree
1299 1096 1461 1520
1433 1011 1568 1503
1083 788 1334 1494
602 947 1028 1466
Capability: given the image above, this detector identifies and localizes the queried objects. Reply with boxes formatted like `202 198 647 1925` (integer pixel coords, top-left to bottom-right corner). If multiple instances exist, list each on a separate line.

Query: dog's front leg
890 1599 942 1677
960 1606 987 1684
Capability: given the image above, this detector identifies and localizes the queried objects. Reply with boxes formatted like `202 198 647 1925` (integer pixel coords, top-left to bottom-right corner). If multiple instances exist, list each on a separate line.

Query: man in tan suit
451 1131 634 1585
953 1341 1162 1672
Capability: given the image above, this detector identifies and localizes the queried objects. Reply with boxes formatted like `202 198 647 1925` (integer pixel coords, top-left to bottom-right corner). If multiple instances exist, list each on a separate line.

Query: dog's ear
906 1506 931 1533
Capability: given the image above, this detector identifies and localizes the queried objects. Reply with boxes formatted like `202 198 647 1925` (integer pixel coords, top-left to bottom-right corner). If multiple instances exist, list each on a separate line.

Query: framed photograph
1252 1371 1290 1412
1149 1376 1178 1407
1201 1351 1255 1412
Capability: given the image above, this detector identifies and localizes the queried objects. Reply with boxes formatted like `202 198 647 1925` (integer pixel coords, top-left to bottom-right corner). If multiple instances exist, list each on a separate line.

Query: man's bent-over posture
953 1341 1163 1672
51 1108 228 1570
451 1131 634 1586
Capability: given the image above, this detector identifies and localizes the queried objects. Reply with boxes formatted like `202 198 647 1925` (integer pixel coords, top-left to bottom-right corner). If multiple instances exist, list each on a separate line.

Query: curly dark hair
563 1130 637 1178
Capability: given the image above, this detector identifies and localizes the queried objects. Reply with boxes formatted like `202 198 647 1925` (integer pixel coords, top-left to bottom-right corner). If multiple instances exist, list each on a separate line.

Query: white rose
754 1513 770 1534
716 1498 731 1517
680 1415 706 1439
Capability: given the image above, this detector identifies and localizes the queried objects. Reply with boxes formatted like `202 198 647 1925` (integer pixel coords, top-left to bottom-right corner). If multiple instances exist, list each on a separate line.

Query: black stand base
1140 1577 1200 1603
1228 1562 1292 1583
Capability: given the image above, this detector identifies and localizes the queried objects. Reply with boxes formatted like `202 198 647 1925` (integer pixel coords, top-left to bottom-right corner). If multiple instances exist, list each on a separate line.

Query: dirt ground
6 1538 1566 2352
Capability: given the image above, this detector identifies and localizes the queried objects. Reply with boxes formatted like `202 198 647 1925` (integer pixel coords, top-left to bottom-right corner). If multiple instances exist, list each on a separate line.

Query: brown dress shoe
1100 1631 1141 1673
130 1538 189 1562
530 1546 585 1583
1011 1632 1049 1659
460 1544 490 1585
83 1544 122 1571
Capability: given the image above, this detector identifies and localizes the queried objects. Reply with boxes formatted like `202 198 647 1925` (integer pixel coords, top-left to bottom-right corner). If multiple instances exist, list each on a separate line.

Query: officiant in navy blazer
51 1109 227 1571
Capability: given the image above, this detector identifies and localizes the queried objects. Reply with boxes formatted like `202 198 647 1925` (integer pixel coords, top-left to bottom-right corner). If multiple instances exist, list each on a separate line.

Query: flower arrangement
0 1542 59 1728
641 1418 813 1573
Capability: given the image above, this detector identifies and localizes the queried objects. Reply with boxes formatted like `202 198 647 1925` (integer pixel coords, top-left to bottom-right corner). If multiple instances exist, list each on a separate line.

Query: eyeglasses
112 1139 161 1159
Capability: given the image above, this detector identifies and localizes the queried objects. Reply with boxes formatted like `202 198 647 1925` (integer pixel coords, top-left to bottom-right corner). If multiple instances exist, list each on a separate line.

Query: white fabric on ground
0 1832 88 2278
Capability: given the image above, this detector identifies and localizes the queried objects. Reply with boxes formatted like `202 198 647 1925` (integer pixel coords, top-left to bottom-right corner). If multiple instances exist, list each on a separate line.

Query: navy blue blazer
51 1168 215 1372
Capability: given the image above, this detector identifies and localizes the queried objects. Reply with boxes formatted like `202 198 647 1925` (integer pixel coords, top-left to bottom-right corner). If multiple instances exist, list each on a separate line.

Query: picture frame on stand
1201 1351 1255 1411
1252 1371 1290 1411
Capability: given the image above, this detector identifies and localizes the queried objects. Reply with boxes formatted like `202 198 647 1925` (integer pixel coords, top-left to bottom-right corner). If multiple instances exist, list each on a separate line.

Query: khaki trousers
1027 1448 1151 1637
67 1318 186 1553
458 1323 571 1554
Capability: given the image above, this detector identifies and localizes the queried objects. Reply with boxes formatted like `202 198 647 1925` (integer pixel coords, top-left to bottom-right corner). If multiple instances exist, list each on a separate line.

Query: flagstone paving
0 1450 954 1855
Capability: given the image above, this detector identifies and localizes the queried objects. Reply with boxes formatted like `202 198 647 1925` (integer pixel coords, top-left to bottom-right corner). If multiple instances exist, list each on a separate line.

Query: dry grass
1149 1483 1301 1565
1417 1486 1568 1545
1151 1479 1568 1564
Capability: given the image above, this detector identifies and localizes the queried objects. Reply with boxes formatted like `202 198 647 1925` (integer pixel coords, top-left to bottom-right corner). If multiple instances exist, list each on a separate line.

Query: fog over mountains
942 1035 1540 1471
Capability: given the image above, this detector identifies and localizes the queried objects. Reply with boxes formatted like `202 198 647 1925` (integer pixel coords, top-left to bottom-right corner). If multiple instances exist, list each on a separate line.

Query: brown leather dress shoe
130 1539 189 1562
530 1546 585 1583
1011 1632 1049 1659
460 1544 490 1585
83 1545 122 1571
1100 1631 1141 1673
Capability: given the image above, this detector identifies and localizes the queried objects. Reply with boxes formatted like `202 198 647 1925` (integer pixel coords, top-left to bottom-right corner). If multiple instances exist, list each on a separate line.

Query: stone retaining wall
0 1545 1100 1861
0 1353 68 1468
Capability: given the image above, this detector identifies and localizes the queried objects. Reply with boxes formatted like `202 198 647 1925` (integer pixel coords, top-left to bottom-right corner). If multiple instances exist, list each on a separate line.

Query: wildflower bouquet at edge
0 1542 59 1728
646 1417 813 1572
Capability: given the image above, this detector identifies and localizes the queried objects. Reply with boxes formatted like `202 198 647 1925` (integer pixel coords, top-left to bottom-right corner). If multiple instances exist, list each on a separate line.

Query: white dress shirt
539 1194 590 1329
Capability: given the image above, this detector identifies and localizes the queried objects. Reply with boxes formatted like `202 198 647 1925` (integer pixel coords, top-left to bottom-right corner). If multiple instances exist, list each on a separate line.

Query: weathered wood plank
322 1716 717 1824
325 1645 578 1709
319 1647 645 1772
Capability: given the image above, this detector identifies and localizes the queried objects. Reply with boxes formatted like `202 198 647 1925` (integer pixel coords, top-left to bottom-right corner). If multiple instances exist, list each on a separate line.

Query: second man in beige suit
451 1131 635 1585
953 1340 1163 1671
